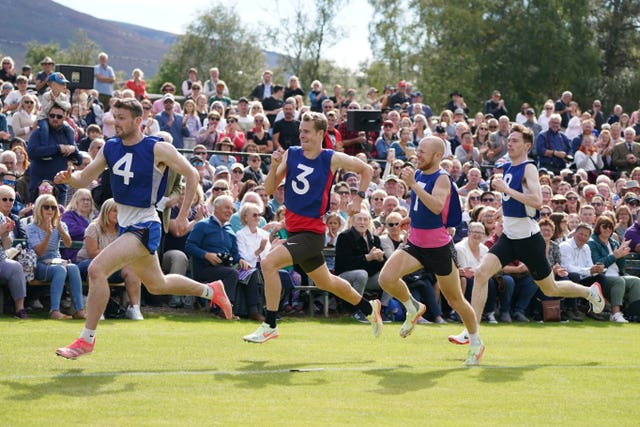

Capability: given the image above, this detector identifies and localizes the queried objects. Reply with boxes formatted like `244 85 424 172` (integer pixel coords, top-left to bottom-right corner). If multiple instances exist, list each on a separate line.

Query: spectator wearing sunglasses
27 101 81 204
0 184 28 318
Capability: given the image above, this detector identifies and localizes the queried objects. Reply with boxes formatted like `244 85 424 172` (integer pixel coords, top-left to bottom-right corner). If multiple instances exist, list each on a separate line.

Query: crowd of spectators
1 50 640 324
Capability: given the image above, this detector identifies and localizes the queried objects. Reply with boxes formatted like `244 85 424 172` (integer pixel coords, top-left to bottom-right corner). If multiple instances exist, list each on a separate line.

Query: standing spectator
155 94 189 149
182 99 202 138
608 104 623 125
207 81 232 108
220 115 245 151
196 112 221 150
27 101 81 204
249 70 273 101
387 80 412 110
0 56 17 85
34 56 55 96
272 100 300 150
446 90 468 115
522 107 542 139
93 52 115 108
309 80 327 113
262 85 284 126
10 94 38 141
484 90 508 119
152 83 182 115
554 91 573 129
284 75 305 100
181 68 201 98
589 99 606 131
124 68 147 100
235 97 254 134
4 75 31 113
203 67 227 97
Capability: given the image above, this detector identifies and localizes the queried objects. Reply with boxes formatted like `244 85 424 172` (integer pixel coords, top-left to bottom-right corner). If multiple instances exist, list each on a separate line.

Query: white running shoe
610 312 629 323
125 305 144 320
366 299 383 337
464 343 485 366
588 282 605 314
243 322 279 343
399 302 427 338
448 330 469 345
485 312 498 324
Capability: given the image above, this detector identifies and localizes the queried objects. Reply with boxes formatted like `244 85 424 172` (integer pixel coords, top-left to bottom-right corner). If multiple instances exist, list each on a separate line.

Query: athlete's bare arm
264 148 288 195
54 146 108 188
331 151 373 192
155 141 200 227
492 163 542 210
401 168 450 214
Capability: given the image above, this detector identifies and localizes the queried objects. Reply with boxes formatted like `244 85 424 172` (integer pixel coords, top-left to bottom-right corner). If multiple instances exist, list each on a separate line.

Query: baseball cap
237 97 249 104
162 93 175 103
47 72 69 84
215 166 230 176
231 163 244 172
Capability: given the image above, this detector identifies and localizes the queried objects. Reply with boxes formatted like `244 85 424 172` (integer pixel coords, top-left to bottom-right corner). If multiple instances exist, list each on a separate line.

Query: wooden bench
625 252 640 277
296 285 330 317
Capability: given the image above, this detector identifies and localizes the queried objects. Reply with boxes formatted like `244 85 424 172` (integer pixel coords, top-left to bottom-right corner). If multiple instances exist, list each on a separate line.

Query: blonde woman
10 94 38 140
76 199 143 320
60 188 96 262
26 194 85 320
182 99 202 137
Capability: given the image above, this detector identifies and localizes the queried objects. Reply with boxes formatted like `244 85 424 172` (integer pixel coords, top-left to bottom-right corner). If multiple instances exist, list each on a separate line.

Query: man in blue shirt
93 52 115 108
27 101 82 203
535 114 571 174
155 93 189 149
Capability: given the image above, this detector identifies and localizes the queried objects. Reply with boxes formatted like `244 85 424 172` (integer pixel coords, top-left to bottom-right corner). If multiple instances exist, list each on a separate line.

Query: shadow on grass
0 368 134 401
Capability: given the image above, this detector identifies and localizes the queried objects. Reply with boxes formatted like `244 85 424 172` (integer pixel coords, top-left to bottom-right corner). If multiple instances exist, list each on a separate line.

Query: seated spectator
208 137 236 169
588 216 640 323
60 189 95 263
26 194 85 320
185 194 248 317
236 202 295 319
76 198 143 320
0 184 27 318
559 222 606 320
456 222 512 324
229 191 266 232
242 154 264 184
334 210 389 322
614 205 633 243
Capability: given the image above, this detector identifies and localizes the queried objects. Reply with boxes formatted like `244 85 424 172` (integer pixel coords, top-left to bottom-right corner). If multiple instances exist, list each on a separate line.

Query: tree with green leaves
152 4 265 99
265 0 346 89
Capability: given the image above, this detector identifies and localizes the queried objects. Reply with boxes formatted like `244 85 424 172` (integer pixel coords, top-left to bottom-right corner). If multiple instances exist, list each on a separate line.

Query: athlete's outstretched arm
54 147 107 189
492 163 542 210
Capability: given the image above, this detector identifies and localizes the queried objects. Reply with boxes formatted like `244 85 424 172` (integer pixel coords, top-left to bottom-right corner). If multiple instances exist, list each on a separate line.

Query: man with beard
53 98 232 360
272 99 300 150
377 136 484 366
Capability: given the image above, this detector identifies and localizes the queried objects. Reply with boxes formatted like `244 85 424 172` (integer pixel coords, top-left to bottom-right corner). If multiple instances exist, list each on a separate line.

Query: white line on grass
4 364 640 381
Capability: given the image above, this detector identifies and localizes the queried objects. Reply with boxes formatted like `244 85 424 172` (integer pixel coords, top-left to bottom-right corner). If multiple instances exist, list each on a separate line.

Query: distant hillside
0 0 176 76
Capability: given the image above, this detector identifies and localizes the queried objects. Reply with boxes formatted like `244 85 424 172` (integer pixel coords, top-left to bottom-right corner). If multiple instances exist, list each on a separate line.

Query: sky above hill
53 0 373 70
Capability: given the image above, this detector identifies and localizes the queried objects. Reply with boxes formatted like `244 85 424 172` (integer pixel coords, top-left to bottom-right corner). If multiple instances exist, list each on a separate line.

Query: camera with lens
217 252 234 266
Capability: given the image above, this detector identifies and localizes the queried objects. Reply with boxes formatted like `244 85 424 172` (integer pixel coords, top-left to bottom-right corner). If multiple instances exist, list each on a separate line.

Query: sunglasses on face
540 212 551 216
48 113 64 120
552 200 566 204
386 222 400 227
3 179 16 186
212 187 228 192
566 196 578 201
591 202 603 207
42 205 57 211
602 224 613 229
482 198 495 203
23 100 34 105
1 197 14 202
372 197 384 201
338 191 349 195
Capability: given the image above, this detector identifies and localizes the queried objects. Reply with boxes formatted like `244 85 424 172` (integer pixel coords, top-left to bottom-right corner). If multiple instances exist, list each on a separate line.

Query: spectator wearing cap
551 194 567 213
155 93 189 149
235 97 254 134
152 83 182 115
522 107 542 140
386 80 411 111
21 64 33 85
484 90 508 119
612 127 640 174
181 67 201 98
408 92 433 119
375 119 397 160
207 80 231 108
93 52 115 108
190 155 213 193
35 56 55 96
446 90 469 115
27 100 81 204
268 181 285 213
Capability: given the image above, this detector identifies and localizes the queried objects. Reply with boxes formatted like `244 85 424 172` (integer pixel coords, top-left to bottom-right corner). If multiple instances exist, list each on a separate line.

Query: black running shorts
401 240 459 277
489 232 552 280
282 231 326 273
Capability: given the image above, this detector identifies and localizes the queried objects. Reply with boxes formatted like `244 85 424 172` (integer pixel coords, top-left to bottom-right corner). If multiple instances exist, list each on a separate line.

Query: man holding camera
185 194 251 317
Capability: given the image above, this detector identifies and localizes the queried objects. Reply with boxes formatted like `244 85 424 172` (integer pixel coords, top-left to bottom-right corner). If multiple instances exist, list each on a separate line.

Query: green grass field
1 313 638 426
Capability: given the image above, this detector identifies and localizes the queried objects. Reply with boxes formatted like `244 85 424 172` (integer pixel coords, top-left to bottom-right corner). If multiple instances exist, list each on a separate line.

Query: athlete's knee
378 267 400 289
87 262 109 284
